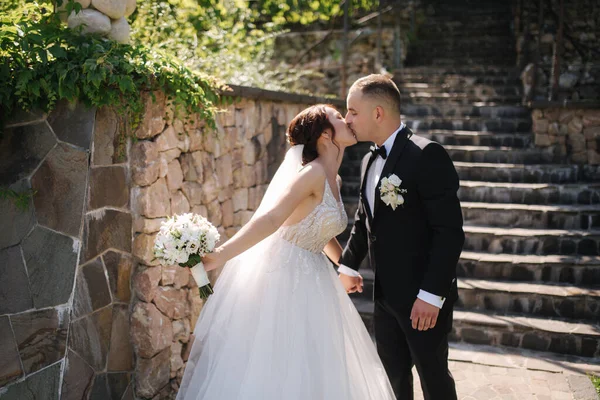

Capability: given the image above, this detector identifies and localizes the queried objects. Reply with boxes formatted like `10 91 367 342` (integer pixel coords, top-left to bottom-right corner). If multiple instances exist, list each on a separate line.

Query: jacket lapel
373 126 414 220
360 152 376 223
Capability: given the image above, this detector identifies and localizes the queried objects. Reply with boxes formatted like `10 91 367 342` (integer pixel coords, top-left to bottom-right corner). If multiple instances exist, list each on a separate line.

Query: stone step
413 58 516 68
398 66 520 77
401 104 528 118
457 181 600 205
398 84 521 98
397 74 521 87
458 251 600 286
457 278 600 320
450 309 600 359
462 225 600 256
414 131 532 148
403 92 522 106
453 162 582 184
404 117 531 133
445 145 561 164
409 48 515 60
461 202 600 230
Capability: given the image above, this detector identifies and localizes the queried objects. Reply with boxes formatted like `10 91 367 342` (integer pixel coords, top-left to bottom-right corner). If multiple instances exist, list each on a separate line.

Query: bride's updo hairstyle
286 104 337 165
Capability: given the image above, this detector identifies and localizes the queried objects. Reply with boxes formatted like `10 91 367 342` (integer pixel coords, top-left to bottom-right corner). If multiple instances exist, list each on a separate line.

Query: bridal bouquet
153 213 220 299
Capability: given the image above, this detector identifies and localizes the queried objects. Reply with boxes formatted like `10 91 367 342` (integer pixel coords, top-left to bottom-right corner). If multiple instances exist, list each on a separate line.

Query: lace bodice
277 180 348 253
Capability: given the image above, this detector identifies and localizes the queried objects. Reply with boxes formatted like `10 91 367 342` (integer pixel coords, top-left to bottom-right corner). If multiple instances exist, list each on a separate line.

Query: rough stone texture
0 362 61 400
133 265 162 302
0 122 57 186
0 316 23 386
31 142 88 237
108 17 130 44
10 308 69 375
134 178 171 218
67 9 111 35
153 287 189 320
135 91 166 139
82 209 132 262
171 190 191 215
107 304 134 371
0 179 36 249
69 306 113 371
72 257 112 319
125 0 137 17
166 160 184 192
91 0 126 19
133 217 167 234
131 141 160 187
532 107 600 164
47 100 96 149
131 302 172 360
61 349 95 400
93 106 123 166
88 166 129 209
0 246 33 314
103 251 132 303
22 225 78 309
135 347 170 398
132 233 160 266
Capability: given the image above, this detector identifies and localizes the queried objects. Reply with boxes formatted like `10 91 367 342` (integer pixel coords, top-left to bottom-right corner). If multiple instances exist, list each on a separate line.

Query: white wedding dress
177 149 395 400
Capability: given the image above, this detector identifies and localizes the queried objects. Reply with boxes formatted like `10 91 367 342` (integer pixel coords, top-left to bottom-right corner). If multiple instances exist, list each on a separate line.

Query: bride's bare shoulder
297 160 327 187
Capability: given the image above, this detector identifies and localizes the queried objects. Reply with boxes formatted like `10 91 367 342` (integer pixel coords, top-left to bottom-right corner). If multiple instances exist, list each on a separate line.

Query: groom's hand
410 298 439 331
339 273 363 294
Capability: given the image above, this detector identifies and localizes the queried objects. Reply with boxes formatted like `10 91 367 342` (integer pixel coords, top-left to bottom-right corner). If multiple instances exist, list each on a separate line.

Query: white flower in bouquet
153 213 220 299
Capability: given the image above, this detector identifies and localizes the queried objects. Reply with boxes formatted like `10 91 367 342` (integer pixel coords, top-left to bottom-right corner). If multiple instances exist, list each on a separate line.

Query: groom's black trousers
374 298 457 400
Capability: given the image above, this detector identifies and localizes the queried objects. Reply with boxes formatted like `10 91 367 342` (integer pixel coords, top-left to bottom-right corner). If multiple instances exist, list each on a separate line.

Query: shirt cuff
417 289 445 309
337 264 361 277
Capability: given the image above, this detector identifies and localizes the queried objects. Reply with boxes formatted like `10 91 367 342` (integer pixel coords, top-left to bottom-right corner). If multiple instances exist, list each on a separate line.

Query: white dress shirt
338 124 446 309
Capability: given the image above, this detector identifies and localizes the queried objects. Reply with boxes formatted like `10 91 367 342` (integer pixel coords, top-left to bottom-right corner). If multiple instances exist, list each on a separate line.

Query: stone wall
272 28 407 96
0 85 343 399
532 104 600 165
516 0 600 101
127 87 344 399
0 101 135 399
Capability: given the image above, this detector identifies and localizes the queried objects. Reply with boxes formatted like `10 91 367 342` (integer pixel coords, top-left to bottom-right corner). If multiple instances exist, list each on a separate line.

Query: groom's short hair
350 74 401 115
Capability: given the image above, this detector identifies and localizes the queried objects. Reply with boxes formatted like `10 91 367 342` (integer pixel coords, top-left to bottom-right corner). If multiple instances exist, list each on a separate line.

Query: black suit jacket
340 127 465 310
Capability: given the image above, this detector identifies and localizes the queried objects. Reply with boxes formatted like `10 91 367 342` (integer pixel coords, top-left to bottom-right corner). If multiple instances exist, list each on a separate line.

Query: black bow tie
370 145 387 160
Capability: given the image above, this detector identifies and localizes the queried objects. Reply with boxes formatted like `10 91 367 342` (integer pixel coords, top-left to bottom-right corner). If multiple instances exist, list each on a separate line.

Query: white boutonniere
379 174 406 210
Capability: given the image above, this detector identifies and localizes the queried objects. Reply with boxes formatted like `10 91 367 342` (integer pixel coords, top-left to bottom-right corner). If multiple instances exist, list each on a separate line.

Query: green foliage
591 374 600 395
0 1 223 130
0 187 36 211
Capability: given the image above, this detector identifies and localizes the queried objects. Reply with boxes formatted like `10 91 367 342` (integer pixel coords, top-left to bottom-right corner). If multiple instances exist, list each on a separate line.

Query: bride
176 104 395 400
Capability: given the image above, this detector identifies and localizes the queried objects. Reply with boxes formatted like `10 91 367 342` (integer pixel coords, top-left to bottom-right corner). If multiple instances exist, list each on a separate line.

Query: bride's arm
204 165 325 271
323 238 343 266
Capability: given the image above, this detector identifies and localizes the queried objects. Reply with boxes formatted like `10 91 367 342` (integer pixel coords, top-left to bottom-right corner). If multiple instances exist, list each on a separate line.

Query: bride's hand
202 249 224 272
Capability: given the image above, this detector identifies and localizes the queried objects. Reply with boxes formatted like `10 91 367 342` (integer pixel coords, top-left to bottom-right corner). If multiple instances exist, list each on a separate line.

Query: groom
338 74 464 400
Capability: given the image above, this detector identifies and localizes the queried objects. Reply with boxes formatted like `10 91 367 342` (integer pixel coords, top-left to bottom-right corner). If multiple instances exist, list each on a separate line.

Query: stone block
131 302 172 359
106 372 131 400
533 118 549 134
0 122 57 187
153 287 189 320
131 140 160 187
134 91 166 139
582 111 600 127
107 304 134 371
22 226 78 308
47 99 95 149
0 246 33 314
172 319 191 343
133 217 167 234
61 350 94 400
171 190 191 215
82 209 132 262
535 134 551 147
93 106 121 166
133 178 171 218
567 117 583 135
69 306 112 370
207 199 222 227
0 179 36 249
166 159 184 192
156 125 179 152
1 362 61 400
11 308 69 375
135 348 170 399
0 316 23 386
89 165 129 209
72 257 112 319
132 232 160 266
233 188 249 211
221 199 234 227
103 251 132 303
31 142 87 237
215 154 233 188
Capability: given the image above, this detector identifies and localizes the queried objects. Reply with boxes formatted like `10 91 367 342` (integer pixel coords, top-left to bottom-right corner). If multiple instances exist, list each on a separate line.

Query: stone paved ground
411 344 600 400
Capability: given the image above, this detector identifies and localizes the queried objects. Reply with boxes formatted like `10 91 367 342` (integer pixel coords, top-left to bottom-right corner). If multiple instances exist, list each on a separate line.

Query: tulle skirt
176 234 395 400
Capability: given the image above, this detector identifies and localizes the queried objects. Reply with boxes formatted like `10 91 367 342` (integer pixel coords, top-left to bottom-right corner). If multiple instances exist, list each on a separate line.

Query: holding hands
339 273 364 294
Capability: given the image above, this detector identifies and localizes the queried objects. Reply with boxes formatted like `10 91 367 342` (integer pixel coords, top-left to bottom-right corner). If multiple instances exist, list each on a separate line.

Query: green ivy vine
0 1 224 132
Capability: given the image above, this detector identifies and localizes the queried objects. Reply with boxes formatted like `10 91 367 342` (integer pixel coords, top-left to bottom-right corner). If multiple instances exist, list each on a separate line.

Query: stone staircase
337 0 600 367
